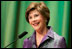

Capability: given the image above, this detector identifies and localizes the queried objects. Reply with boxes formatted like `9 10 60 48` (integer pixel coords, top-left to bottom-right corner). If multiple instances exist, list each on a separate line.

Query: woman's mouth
33 22 40 26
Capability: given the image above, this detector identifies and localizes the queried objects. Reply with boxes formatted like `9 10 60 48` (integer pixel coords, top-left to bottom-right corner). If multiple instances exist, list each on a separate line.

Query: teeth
33 22 39 26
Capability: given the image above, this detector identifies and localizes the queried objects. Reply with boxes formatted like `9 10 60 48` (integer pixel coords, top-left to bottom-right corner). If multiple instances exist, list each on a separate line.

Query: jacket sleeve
57 37 67 48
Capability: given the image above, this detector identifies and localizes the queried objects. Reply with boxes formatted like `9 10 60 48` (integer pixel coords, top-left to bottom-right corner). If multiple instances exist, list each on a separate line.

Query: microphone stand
4 37 19 48
4 31 28 48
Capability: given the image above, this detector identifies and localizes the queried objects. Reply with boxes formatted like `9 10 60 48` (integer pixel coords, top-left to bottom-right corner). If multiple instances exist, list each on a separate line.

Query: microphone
4 31 28 48
18 31 28 39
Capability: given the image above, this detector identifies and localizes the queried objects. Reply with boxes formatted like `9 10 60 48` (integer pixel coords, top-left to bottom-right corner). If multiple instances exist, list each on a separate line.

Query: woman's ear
45 20 47 23
44 18 47 22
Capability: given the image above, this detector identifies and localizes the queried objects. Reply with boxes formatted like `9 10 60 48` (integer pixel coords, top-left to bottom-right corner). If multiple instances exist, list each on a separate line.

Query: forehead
29 10 40 15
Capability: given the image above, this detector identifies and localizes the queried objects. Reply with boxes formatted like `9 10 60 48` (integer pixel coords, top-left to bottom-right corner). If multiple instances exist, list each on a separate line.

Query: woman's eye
29 16 32 19
35 14 39 17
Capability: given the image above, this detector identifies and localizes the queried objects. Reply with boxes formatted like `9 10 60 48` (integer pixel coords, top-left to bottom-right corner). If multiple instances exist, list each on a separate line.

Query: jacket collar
29 26 54 47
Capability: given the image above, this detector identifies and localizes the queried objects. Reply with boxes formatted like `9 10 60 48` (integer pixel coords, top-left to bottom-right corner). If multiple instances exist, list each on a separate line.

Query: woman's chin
33 27 40 31
32 25 41 31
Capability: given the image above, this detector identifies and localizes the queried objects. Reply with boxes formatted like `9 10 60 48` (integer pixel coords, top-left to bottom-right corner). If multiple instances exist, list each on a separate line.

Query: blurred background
1 1 71 48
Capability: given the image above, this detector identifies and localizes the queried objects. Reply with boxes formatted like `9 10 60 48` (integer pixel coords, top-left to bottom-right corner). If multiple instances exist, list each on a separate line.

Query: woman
23 2 66 48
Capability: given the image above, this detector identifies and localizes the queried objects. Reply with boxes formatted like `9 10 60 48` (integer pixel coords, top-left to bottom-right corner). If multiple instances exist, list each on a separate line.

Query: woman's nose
32 17 37 22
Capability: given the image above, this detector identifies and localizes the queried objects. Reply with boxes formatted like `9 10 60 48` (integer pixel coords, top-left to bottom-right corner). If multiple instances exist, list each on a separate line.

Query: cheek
37 16 43 22
39 17 44 22
40 18 46 25
29 20 32 25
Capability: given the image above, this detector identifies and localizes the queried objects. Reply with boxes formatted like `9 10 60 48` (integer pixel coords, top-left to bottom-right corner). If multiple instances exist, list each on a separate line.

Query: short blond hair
25 2 50 25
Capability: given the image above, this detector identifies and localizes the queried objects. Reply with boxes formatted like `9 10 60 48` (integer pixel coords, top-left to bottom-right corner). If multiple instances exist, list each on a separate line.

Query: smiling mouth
33 22 40 26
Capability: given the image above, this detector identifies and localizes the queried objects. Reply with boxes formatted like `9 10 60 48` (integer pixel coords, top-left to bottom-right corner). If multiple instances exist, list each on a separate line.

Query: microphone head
18 31 28 39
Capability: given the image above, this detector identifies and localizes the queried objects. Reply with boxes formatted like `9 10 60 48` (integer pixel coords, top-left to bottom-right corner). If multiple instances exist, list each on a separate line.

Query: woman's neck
36 26 48 48
36 26 48 36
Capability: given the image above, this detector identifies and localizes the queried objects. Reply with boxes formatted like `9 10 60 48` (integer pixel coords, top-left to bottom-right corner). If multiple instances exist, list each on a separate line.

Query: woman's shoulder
53 32 65 41
23 31 35 43
53 32 66 48
23 36 32 42
23 38 29 42
23 36 33 48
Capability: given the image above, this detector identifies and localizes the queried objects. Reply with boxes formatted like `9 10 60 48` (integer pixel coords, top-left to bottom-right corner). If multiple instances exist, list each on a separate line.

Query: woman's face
28 10 46 31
